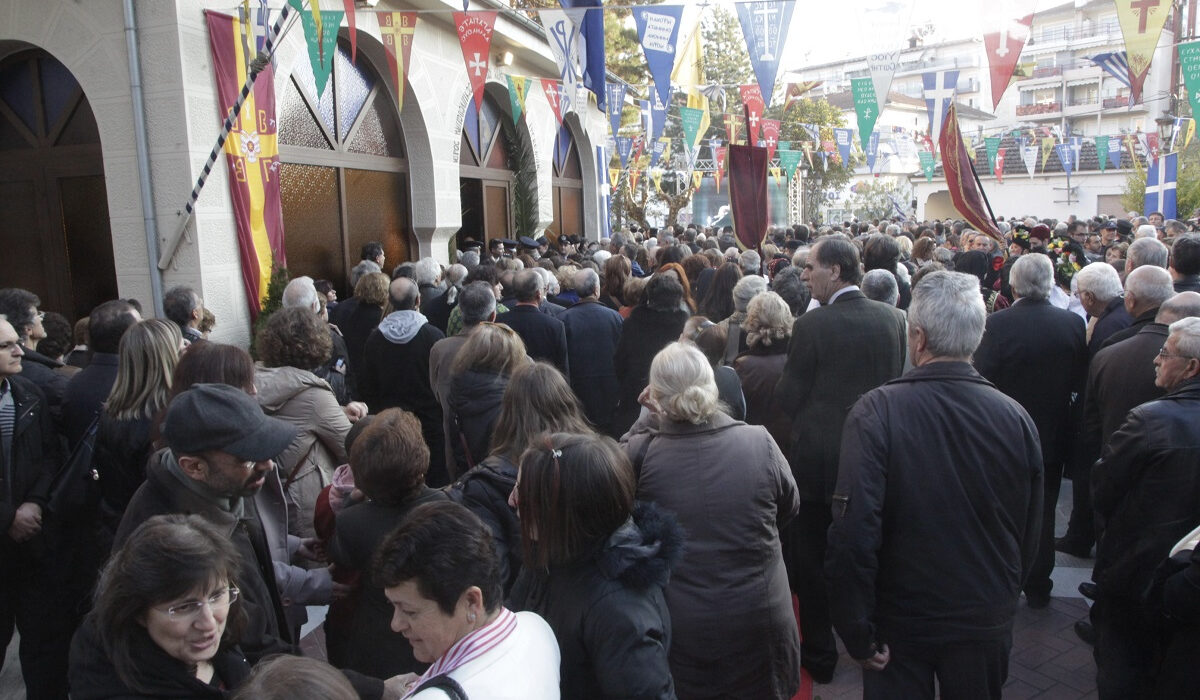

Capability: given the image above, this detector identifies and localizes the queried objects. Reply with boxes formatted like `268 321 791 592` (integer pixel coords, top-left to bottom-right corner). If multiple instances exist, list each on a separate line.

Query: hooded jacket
446 369 508 473
253 365 349 486
510 501 683 700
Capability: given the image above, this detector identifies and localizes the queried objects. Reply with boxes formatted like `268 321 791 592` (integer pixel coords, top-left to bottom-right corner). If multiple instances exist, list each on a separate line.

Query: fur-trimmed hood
596 500 685 590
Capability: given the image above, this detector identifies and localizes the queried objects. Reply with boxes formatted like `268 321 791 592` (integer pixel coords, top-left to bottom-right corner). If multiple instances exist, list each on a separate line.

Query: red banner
760 118 780 162
206 11 286 318
378 12 417 115
995 147 1006 183
343 0 357 61
739 84 764 145
715 145 728 193
454 11 498 110
983 8 1035 110
541 79 564 126
939 103 1001 240
727 144 769 250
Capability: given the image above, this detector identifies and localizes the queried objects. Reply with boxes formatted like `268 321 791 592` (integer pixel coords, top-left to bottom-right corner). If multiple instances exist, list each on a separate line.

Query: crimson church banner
727 144 770 250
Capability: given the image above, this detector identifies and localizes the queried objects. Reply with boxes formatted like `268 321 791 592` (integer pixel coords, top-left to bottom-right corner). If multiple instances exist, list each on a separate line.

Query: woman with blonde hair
623 342 801 699
447 323 527 475
733 292 794 448
332 271 389 388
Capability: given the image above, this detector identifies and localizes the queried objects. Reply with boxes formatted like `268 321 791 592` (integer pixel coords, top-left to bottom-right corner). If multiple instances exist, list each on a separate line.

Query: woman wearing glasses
69 514 251 698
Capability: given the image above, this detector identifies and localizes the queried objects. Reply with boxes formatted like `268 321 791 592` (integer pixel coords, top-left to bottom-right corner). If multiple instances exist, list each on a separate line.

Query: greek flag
1089 52 1131 89
1144 153 1178 220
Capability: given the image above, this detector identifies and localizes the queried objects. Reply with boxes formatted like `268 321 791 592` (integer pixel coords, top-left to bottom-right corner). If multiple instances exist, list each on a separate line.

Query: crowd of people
1 210 1199 700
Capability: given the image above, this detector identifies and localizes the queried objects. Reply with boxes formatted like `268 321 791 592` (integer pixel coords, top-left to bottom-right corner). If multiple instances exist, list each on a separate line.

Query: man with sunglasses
1089 316 1200 697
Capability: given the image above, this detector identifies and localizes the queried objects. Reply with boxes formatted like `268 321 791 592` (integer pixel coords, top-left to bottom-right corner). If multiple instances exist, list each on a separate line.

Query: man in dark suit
560 268 623 433
1099 265 1176 350
974 253 1088 609
775 236 908 683
496 270 569 375
60 299 140 446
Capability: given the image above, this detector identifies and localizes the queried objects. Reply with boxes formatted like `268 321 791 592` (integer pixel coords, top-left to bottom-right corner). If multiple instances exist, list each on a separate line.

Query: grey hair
512 270 545 303
459 281 498 325
731 275 767 313
1010 254 1053 300
1128 237 1169 270
593 250 612 266
649 342 719 424
1169 316 1200 359
574 268 601 298
1074 261 1123 303
1124 265 1175 308
414 258 441 286
932 247 953 265
445 264 468 287
743 292 793 348
1159 292 1200 324
861 269 899 306
282 276 319 311
738 250 761 276
533 267 559 296
460 250 481 269
885 224 900 236
1135 224 1158 239
908 271 986 359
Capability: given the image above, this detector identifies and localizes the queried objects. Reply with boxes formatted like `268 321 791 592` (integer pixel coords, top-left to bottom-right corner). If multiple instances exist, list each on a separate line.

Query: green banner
290 3 343 98
1181 41 1200 125
679 106 705 150
1094 135 1109 172
985 136 1001 174
851 77 880 152
918 150 935 182
778 149 802 179
776 140 791 151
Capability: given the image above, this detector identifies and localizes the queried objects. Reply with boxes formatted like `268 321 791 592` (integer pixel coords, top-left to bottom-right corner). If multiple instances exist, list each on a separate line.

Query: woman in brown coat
733 292 793 449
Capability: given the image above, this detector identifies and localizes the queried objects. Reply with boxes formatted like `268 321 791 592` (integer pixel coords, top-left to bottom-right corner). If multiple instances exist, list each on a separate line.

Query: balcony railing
1033 67 1063 78
1016 102 1062 116
1103 96 1130 108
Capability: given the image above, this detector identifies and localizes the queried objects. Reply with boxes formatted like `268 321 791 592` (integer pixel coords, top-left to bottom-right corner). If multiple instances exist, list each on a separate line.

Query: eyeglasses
157 587 239 620
34 312 45 322
1158 346 1189 360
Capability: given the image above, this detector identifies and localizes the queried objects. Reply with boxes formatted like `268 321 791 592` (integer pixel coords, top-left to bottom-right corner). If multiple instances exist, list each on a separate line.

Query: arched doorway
459 93 516 243
550 123 583 241
0 48 117 320
278 40 412 294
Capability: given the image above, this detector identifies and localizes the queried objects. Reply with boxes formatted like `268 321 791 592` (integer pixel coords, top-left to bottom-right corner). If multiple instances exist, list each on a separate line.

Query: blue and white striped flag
1089 52 1131 88
1145 153 1178 219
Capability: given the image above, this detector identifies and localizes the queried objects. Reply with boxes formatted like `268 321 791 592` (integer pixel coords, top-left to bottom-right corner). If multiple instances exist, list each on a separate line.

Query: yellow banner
609 168 621 187
651 169 663 192
1041 136 1055 171
1114 0 1172 99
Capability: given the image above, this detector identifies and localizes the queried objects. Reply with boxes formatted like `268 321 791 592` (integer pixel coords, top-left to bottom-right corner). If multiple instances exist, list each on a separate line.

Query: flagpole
967 157 999 229
158 3 297 271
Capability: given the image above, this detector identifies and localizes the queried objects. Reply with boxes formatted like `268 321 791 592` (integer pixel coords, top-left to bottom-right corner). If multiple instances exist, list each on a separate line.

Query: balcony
1033 67 1063 79
1016 102 1062 119
1103 96 1132 109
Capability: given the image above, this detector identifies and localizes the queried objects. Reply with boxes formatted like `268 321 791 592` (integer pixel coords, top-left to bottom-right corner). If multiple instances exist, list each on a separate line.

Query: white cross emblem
766 136 777 148
469 53 487 77
753 3 778 60
748 112 760 128
994 18 1030 57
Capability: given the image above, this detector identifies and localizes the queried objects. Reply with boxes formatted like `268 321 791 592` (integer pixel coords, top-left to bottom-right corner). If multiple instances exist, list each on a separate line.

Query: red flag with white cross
454 11 498 110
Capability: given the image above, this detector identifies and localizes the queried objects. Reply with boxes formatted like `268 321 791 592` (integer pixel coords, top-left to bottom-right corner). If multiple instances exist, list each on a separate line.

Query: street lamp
1155 113 1175 147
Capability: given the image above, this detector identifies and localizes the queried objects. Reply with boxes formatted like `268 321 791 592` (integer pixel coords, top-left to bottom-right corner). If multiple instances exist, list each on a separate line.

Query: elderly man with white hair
1100 265 1177 349
1135 223 1159 239
282 276 355 405
1089 315 1200 697
1074 262 1132 356
828 271 1042 698
559 267 623 432
1126 236 1169 273
861 268 899 307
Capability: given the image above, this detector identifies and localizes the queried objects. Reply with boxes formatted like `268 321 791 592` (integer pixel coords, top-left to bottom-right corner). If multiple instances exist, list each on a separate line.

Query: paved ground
0 485 1098 698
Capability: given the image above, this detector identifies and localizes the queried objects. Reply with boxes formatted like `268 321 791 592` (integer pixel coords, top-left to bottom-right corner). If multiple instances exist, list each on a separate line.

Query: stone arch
561 111 600 241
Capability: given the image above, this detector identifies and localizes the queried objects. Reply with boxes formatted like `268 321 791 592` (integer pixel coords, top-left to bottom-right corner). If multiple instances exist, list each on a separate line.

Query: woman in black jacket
611 273 690 437
446 323 526 474
509 432 683 700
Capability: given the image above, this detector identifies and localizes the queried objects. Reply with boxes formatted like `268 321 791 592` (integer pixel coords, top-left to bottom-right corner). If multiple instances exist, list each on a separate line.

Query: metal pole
124 0 165 317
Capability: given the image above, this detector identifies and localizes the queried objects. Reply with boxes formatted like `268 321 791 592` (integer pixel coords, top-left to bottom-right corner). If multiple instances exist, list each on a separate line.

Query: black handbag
46 413 101 516
415 674 468 700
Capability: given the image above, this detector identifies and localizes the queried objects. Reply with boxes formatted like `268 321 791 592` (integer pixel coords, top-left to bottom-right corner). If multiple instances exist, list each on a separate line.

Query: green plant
505 120 540 236
249 258 288 360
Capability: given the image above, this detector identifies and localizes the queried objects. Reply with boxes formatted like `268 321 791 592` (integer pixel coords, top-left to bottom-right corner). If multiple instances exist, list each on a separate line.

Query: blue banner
616 135 633 168
801 122 820 143
639 99 651 137
560 0 607 109
650 89 668 141
735 1 794 108
606 82 626 137
1108 136 1122 169
867 131 880 172
1054 143 1074 175
632 4 683 109
650 137 668 167
834 128 853 166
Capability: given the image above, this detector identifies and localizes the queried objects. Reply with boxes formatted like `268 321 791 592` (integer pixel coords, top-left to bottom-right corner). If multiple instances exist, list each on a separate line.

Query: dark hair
770 265 810 316
465 264 500 287
373 501 502 615
517 432 632 570
391 262 416 282
162 286 200 329
233 655 356 700
698 262 742 322
350 408 429 505
88 300 139 354
680 254 711 288
601 255 631 303
314 279 335 297
361 242 384 261
94 515 245 692
388 278 419 311
813 238 863 285
491 362 591 461
862 234 901 272
0 288 39 338
1173 234 1200 276
691 321 727 366
39 311 74 359
256 306 333 370
644 273 684 313
171 342 256 398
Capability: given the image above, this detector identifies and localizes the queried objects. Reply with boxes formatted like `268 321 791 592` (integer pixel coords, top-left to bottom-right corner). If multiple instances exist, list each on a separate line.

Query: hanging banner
918 150 936 181
800 122 820 143
1107 135 1123 169
650 136 668 168
609 167 621 188
939 103 1001 240
632 4 684 109
606 82 627 136
725 113 742 145
671 21 712 151
735 1 795 108
631 135 646 167
739 84 765 145
679 105 705 151
760 119 781 161
341 0 357 62
507 74 529 124
985 136 1001 173
1145 152 1179 218
715 145 728 192
851 77 880 152
650 168 663 192
650 90 669 142
453 11 498 111
539 9 585 117
615 135 633 168
981 0 1036 110
922 70 959 143
834 128 853 167
1094 135 1110 172
377 11 418 115
205 10 286 318
1022 144 1038 177
866 131 880 172
728 144 770 249
778 149 802 179
995 147 1006 183
1182 42 1200 122
1040 136 1055 171
784 81 822 110
541 79 564 126
863 0 909 110
1114 0 1172 103
801 141 815 170
692 171 703 192
560 0 607 109
1055 143 1075 176
289 3 342 98
1148 133 1160 161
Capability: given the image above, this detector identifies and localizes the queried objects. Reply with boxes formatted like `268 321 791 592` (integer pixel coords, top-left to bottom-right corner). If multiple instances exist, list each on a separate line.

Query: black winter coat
92 415 155 550
510 502 683 700
17 345 68 426
447 370 508 474
69 617 250 699
0 376 59 555
611 305 689 437
62 353 119 446
449 455 521 594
